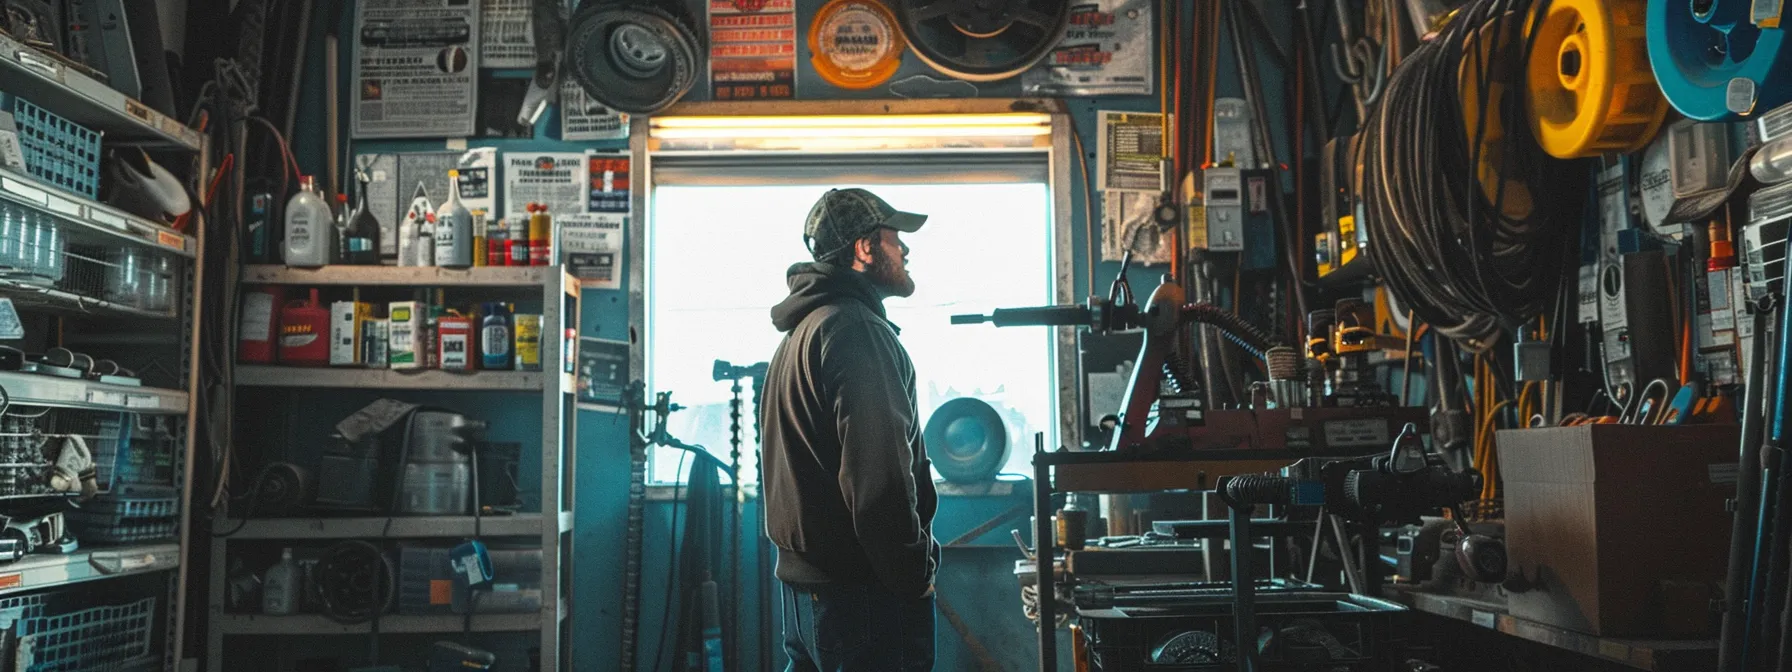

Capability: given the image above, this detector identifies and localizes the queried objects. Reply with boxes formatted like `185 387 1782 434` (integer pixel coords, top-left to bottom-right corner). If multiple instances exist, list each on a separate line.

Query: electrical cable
648 450 690 672
1359 0 1582 354
1072 127 1095 297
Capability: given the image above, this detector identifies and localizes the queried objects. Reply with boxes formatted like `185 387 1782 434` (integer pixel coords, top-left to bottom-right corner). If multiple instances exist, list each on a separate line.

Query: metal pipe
1329 514 1365 594
1034 433 1057 671
1752 279 1792 668
1723 303 1775 669
1192 254 1227 409
1229 504 1258 672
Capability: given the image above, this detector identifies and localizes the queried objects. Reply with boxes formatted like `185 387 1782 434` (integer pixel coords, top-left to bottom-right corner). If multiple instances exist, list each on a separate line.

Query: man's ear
854 237 876 267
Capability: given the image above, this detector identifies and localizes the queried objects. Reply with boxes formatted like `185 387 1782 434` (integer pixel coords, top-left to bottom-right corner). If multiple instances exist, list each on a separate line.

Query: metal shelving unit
0 32 203 150
212 266 577 671
0 27 208 672
234 366 548 391
214 512 573 540
242 264 557 287
216 610 560 635
0 64 203 670
0 370 187 412
0 170 196 255
0 543 178 596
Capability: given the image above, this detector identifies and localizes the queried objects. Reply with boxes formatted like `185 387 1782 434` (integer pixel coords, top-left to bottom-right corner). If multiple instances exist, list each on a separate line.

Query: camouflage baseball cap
804 188 926 262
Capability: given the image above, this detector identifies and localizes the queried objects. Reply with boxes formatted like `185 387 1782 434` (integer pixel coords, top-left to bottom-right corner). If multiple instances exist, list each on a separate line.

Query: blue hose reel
1648 0 1792 120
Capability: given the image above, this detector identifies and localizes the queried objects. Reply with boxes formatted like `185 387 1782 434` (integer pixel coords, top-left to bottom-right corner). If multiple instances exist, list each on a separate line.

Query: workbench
1383 587 1718 671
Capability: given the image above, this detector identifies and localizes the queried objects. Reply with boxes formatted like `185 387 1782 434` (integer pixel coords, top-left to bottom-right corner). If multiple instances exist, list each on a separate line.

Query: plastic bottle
472 209 489 267
262 548 301 615
509 208 531 266
528 204 551 266
332 194 350 264
345 176 382 265
418 212 437 267
487 217 508 266
283 176 332 267
0 204 17 272
398 206 421 267
435 170 473 268
481 302 512 370
39 213 61 284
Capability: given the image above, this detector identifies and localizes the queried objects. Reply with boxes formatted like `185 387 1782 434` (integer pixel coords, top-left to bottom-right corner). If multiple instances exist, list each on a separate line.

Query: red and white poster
708 0 797 101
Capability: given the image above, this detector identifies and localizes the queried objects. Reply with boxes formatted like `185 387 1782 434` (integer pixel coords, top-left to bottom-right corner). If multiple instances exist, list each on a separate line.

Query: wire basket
0 406 127 500
6 96 101 200
0 207 179 318
16 597 156 672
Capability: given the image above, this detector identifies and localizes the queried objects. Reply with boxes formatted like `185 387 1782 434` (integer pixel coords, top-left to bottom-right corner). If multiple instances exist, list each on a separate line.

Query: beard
867 243 916 298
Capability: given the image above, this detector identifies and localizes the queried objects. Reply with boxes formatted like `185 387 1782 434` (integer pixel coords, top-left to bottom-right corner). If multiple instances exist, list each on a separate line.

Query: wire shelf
0 405 130 500
0 203 179 319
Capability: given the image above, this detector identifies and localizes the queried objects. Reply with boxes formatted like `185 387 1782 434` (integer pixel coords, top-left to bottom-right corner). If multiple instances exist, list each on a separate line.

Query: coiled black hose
314 540 395 624
1183 303 1277 360
1164 350 1199 395
1221 475 1294 508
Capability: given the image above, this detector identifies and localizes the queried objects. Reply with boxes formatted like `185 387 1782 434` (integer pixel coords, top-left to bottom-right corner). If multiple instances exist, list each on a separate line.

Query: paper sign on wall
480 0 535 68
577 337 630 408
587 153 630 215
708 0 798 101
352 0 480 138
560 213 624 289
561 79 630 141
1022 0 1154 96
1098 111 1168 193
503 152 588 218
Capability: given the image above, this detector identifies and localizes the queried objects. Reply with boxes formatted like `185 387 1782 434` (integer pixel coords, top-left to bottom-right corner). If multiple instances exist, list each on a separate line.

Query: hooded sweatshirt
761 262 939 598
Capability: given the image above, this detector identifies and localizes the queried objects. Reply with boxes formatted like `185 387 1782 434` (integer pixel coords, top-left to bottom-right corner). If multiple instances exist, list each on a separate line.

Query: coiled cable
1359 0 1582 353
313 540 395 625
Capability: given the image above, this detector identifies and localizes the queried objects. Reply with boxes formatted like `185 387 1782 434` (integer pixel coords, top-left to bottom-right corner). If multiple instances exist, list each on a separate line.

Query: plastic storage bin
7 96 101 199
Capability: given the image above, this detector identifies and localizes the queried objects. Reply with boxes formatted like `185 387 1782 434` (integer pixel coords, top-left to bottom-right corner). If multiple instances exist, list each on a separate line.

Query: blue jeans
782 582 935 671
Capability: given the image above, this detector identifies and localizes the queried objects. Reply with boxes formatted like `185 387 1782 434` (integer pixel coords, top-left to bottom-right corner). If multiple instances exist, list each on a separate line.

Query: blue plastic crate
6 96 101 199
18 597 155 672
67 495 179 544
0 594 46 621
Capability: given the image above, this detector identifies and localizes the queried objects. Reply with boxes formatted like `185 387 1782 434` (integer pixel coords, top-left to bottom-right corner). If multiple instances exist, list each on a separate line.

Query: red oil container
238 285 286 364
278 289 330 367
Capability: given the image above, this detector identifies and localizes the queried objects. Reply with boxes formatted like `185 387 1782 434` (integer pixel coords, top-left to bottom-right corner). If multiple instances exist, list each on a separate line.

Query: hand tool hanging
518 0 567 129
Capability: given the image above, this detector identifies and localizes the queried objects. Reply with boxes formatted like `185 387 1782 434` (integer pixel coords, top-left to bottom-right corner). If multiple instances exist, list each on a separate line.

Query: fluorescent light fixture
650 113 1052 139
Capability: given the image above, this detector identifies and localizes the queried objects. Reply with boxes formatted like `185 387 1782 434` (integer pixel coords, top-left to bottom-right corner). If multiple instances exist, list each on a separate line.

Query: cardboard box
1497 424 1737 638
329 301 371 367
363 319 388 368
388 302 424 369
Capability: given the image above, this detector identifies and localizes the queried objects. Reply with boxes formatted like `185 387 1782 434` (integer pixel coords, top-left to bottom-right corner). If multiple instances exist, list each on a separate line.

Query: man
762 188 939 671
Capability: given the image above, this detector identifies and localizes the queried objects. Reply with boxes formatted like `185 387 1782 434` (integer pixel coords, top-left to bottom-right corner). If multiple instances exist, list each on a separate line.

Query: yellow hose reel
1526 0 1668 158
809 0 906 90
1458 12 1535 221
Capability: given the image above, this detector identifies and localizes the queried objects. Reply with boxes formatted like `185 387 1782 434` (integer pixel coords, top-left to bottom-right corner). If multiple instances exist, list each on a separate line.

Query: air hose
1182 302 1278 360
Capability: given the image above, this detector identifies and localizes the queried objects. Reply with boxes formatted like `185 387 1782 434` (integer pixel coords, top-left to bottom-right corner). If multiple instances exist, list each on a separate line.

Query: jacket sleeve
824 320 934 598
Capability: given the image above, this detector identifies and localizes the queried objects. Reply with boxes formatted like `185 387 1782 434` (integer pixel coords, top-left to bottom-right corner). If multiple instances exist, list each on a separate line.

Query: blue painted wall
279 2 1300 669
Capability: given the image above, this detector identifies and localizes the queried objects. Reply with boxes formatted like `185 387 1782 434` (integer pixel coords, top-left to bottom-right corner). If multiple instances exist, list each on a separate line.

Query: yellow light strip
651 113 1052 130
652 125 1051 140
